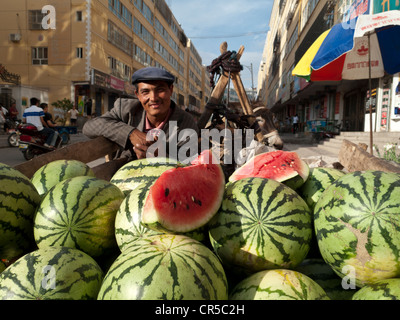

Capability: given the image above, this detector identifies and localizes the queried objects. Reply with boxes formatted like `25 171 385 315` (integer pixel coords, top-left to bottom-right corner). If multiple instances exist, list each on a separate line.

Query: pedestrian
68 105 79 126
22 98 57 148
292 114 299 134
8 101 19 121
83 67 199 161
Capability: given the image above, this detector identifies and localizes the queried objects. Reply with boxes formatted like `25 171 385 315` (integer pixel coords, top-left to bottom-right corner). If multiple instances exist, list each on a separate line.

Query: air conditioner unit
9 33 21 42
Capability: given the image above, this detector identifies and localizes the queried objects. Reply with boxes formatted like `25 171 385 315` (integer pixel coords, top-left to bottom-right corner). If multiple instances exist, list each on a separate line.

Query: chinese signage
343 0 371 21
373 0 400 13
92 69 125 93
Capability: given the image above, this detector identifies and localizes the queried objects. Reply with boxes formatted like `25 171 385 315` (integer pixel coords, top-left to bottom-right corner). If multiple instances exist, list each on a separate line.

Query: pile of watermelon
1 149 400 300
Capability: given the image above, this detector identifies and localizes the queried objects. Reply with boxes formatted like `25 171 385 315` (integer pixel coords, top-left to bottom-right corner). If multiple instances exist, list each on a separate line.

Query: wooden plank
338 139 400 173
14 137 119 179
197 45 245 130
91 158 129 181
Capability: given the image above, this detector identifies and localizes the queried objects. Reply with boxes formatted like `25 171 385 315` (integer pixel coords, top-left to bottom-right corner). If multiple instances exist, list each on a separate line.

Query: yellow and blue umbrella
293 10 400 82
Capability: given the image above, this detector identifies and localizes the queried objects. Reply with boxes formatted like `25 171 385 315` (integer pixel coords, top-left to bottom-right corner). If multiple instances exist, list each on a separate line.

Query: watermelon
314 171 400 287
229 269 330 300
115 182 163 251
141 156 225 233
110 157 180 195
97 234 228 300
295 259 357 300
299 167 346 210
31 160 95 197
115 181 207 251
34 176 125 258
352 278 400 300
229 150 309 190
209 177 312 274
0 163 41 261
0 247 103 300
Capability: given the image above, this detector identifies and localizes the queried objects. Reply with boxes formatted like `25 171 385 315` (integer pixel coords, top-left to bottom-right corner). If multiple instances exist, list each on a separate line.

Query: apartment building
258 0 400 133
0 0 210 120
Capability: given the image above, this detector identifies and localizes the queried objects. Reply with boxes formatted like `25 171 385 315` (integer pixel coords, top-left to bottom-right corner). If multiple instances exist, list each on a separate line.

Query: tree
51 98 73 125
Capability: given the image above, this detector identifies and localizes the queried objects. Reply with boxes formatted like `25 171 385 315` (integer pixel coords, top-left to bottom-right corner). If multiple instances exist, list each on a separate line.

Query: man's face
135 81 173 119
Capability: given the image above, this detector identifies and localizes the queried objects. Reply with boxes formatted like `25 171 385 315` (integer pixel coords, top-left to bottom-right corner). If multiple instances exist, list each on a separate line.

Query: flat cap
132 67 175 85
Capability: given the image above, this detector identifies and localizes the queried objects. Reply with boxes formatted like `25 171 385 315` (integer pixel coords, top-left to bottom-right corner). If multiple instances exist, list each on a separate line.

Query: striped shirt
23 105 44 131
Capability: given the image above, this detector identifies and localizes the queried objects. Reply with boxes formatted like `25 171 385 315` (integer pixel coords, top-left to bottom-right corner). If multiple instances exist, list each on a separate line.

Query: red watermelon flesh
229 150 309 188
142 158 225 233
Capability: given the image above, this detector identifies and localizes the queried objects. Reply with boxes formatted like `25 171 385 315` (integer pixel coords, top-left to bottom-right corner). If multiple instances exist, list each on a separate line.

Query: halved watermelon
142 151 225 233
229 150 309 190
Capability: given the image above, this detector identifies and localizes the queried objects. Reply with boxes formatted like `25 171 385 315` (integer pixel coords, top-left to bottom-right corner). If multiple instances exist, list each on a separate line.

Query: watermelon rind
97 234 228 300
229 269 330 300
314 170 400 287
110 157 181 195
34 176 125 258
352 278 400 300
0 247 104 300
142 162 225 233
209 177 312 274
31 160 95 197
229 150 310 190
0 163 41 261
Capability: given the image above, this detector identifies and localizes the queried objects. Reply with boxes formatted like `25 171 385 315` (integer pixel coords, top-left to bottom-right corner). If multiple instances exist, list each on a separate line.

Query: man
22 98 57 148
68 105 79 126
83 67 199 161
292 114 299 134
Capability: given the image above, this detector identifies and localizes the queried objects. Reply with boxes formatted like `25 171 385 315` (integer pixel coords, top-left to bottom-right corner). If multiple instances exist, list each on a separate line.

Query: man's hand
129 129 155 159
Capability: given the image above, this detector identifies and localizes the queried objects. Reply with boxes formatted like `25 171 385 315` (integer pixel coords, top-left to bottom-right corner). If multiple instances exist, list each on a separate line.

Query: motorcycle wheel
8 133 19 147
59 132 70 145
23 148 36 161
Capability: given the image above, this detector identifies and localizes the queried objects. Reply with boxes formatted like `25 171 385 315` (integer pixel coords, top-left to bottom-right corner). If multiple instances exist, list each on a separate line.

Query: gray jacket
82 98 200 160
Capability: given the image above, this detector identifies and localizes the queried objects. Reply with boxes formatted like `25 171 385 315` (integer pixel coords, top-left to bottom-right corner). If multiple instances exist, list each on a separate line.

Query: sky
169 0 274 90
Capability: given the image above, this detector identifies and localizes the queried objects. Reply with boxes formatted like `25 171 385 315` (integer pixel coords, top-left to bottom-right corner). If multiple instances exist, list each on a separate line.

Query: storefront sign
373 0 400 13
92 69 125 93
343 0 370 21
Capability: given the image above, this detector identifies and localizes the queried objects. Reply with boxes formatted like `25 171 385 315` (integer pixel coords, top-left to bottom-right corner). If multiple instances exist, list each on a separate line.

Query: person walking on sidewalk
23 98 57 148
292 114 299 134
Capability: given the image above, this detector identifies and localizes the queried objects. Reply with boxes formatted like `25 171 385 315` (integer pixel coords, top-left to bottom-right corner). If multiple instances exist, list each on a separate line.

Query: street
0 131 340 172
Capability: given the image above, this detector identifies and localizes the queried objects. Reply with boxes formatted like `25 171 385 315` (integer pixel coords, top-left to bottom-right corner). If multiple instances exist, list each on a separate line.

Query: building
258 0 400 134
0 0 210 121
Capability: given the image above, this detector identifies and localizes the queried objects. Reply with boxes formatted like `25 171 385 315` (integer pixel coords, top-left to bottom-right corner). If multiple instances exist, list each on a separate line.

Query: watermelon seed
165 188 170 197
186 204 190 210
173 201 176 208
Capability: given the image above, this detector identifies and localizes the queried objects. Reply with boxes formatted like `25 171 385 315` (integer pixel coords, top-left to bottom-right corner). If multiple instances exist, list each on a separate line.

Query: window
76 11 83 22
29 10 46 30
32 47 48 65
76 47 83 58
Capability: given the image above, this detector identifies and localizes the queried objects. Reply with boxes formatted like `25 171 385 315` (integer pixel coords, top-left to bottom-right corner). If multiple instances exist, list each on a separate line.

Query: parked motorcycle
7 120 21 147
18 123 64 160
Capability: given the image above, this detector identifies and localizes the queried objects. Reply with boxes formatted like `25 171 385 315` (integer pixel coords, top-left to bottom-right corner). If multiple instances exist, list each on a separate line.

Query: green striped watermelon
295 259 357 300
97 234 228 300
34 176 125 258
352 278 400 300
314 171 400 287
209 177 312 274
115 182 163 251
0 247 103 300
229 269 329 300
0 163 41 261
110 157 180 195
298 167 345 210
31 160 95 197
